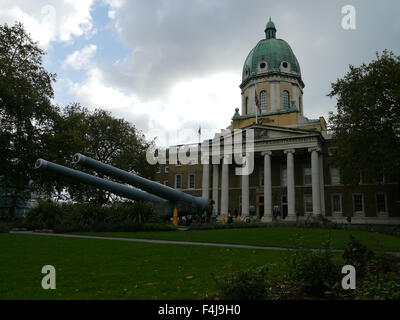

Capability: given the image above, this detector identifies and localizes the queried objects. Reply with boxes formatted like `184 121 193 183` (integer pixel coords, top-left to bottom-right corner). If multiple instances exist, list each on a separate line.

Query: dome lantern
265 17 276 39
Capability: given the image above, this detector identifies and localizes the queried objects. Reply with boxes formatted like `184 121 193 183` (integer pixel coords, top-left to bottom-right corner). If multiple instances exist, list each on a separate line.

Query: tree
37 103 158 205
0 22 58 217
328 50 400 186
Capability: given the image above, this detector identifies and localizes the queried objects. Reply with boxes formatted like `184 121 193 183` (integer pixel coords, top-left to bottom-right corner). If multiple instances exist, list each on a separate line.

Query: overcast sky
1 0 399 147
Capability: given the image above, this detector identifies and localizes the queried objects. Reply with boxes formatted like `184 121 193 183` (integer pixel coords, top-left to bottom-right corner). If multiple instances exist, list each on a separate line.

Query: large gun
34 159 168 205
73 153 209 212
34 156 210 216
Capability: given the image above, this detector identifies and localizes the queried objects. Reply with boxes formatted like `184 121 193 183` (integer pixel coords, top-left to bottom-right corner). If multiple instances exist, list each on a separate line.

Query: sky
1 0 399 147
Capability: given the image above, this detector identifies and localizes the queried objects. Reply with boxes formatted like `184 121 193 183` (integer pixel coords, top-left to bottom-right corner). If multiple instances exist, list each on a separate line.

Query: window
245 97 248 114
330 168 341 185
281 168 287 186
304 167 312 185
260 62 266 69
282 62 288 68
175 174 182 189
164 180 169 186
282 90 290 109
165 166 169 173
359 171 363 184
176 159 182 166
376 193 387 213
188 174 195 189
353 194 364 213
260 90 267 111
156 167 161 174
304 194 313 213
332 194 342 214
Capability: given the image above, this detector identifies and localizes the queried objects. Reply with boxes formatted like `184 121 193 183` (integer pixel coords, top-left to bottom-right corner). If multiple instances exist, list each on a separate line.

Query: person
206 200 214 223
228 209 233 224
273 205 279 220
234 208 238 218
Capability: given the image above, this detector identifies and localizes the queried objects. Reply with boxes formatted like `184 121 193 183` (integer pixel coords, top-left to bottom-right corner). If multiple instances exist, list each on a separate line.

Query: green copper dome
242 19 302 84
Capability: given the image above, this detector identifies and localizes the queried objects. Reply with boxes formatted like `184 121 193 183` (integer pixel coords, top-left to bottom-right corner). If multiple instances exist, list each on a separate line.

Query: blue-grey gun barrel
73 153 209 211
34 159 168 204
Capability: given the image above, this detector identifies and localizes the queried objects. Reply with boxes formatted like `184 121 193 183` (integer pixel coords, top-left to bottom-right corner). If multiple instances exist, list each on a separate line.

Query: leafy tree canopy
0 22 58 215
0 22 157 212
328 50 400 185
37 103 158 205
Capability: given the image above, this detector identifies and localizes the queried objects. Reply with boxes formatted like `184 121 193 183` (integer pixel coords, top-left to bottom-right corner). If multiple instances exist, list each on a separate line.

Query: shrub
357 272 400 300
288 241 341 297
21 200 170 232
0 222 11 233
342 235 374 278
214 265 270 300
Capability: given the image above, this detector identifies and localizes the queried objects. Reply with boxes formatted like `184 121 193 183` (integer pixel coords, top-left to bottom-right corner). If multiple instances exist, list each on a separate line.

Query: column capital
201 155 210 164
222 154 232 164
284 149 296 155
261 150 272 156
308 146 321 153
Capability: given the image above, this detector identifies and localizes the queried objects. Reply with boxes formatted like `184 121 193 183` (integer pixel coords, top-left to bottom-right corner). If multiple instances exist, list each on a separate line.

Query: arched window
283 90 290 109
260 91 267 111
245 97 248 114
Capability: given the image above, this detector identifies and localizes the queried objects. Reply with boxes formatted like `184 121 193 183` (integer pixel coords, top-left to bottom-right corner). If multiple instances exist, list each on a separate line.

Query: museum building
154 19 400 224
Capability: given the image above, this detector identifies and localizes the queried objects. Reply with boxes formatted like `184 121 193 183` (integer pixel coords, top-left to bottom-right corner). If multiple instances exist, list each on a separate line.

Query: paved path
9 231 400 257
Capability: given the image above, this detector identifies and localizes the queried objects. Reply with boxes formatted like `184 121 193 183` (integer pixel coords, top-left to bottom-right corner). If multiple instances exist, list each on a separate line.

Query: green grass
0 233 290 300
72 227 400 252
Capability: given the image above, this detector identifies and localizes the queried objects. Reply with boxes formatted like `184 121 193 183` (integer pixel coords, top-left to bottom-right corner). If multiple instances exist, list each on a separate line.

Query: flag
254 88 261 115
198 125 201 143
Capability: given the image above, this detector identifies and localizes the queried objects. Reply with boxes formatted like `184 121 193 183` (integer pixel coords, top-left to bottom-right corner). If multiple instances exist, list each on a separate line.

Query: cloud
64 44 97 70
5 0 400 148
65 64 239 146
0 0 95 46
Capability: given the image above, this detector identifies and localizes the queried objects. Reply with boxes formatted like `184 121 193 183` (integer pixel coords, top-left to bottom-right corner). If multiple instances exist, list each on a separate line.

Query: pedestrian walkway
9 231 400 257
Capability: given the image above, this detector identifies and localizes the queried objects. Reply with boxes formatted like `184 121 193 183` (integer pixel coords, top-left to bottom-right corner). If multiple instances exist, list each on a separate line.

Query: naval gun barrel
73 153 209 212
34 159 168 205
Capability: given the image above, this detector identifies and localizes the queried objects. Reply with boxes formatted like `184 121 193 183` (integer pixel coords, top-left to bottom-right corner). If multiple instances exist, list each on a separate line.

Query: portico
202 125 325 222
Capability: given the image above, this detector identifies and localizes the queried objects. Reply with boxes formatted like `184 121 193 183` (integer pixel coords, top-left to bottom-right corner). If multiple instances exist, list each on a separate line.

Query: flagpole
198 126 201 144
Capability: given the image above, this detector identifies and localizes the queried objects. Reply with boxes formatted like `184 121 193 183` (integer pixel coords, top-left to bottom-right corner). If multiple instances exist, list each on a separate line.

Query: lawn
0 233 290 300
72 227 400 252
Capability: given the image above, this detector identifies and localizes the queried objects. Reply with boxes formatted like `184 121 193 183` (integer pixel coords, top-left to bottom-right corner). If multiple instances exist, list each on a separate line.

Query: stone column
220 156 230 216
309 147 321 216
241 155 249 217
262 151 272 221
319 153 326 216
212 164 219 214
202 162 210 200
284 149 296 220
